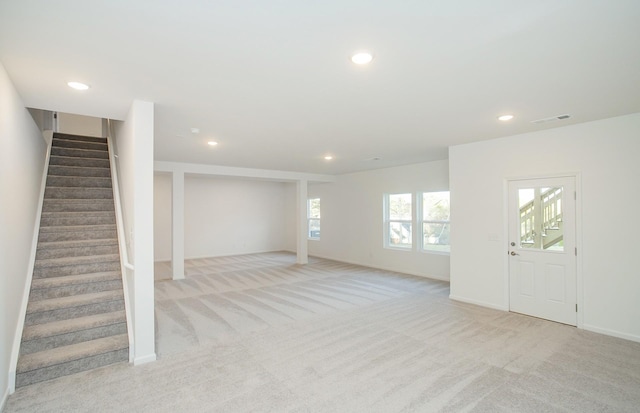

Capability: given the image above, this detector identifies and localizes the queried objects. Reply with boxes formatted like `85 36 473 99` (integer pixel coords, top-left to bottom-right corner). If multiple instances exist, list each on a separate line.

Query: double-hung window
420 191 450 253
385 193 412 248
308 198 321 240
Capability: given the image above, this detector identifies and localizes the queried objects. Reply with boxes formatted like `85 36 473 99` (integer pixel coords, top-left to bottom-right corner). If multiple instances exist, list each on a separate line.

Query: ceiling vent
531 114 571 124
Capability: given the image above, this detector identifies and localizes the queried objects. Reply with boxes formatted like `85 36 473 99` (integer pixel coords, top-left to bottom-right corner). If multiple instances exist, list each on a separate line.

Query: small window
421 191 450 253
385 193 412 248
308 198 321 240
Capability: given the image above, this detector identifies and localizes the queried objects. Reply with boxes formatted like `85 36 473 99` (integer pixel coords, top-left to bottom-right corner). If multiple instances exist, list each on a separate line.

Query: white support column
171 170 185 280
296 179 309 265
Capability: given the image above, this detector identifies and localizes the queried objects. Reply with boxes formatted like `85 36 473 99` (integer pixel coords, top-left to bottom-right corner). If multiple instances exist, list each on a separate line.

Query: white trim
8 130 53 394
154 160 335 183
574 173 584 330
583 324 640 344
154 248 291 263
107 134 136 363
133 353 157 366
503 172 582 327
1 385 8 412
449 294 509 311
309 253 450 282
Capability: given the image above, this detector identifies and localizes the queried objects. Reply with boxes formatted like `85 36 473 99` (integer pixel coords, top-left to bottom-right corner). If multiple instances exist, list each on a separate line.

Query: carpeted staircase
15 133 129 387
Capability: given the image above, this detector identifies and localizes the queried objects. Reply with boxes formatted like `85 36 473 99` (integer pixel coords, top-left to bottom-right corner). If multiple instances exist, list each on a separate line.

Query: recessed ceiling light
207 141 218 146
67 81 90 91
498 114 514 121
324 155 334 161
191 128 200 134
351 52 374 65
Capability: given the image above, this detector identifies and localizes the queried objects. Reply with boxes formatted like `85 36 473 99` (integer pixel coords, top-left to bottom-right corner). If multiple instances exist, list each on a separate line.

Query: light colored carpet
5 252 640 412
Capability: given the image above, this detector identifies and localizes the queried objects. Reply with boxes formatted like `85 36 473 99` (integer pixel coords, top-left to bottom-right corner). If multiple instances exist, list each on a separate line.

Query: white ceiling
1 0 639 175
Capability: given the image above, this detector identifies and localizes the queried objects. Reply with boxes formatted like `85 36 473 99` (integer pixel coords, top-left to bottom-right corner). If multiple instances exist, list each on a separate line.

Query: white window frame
384 193 413 249
307 198 321 240
419 191 450 254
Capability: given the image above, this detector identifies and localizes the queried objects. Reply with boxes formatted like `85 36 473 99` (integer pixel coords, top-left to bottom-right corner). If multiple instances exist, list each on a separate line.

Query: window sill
420 249 450 256
384 245 413 251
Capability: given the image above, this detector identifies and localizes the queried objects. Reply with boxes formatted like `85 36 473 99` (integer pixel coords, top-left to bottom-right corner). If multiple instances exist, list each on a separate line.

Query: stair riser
49 156 110 168
47 165 111 178
54 134 107 144
29 279 123 301
36 244 119 260
33 261 121 278
46 176 113 188
40 215 115 227
35 254 119 269
50 147 109 160
39 229 117 243
20 323 127 355
15 347 128 387
52 139 108 152
25 300 125 326
43 200 114 213
45 187 113 199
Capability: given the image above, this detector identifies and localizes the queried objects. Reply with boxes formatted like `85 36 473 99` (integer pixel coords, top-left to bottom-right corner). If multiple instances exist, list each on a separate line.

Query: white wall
154 174 294 261
450 113 640 342
0 62 47 404
114 100 156 365
283 182 298 252
308 160 450 280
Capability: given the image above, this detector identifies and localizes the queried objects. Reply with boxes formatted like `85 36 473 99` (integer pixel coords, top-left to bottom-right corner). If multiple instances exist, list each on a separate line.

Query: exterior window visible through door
518 187 564 251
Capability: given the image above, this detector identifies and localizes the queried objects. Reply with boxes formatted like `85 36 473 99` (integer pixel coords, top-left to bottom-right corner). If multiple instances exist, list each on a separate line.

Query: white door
508 176 577 326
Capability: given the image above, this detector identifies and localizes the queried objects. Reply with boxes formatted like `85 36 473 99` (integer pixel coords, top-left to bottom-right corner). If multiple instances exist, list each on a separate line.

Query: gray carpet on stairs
15 133 128 388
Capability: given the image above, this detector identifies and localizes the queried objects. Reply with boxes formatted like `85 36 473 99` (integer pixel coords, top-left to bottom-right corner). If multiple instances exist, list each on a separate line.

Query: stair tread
22 311 126 341
45 186 113 190
47 175 111 180
17 334 128 373
38 239 119 250
39 224 116 232
54 133 106 142
44 198 114 203
31 272 121 290
41 211 115 218
35 254 119 268
27 290 124 314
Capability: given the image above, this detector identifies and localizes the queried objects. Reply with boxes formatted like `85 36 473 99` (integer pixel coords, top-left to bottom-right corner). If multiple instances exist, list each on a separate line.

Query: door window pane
518 186 564 251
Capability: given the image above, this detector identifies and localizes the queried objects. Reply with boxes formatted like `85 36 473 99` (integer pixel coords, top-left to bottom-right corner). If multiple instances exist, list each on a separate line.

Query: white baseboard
154 249 291 263
583 324 640 343
134 353 157 366
308 253 450 282
449 294 508 311
1 383 9 412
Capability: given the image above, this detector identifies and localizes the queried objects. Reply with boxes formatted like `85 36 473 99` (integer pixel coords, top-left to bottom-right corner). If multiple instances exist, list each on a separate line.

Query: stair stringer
8 130 53 394
106 134 135 363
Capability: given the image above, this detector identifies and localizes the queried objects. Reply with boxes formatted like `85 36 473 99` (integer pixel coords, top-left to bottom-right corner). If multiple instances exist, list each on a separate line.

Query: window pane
308 198 321 218
423 222 450 252
389 193 412 220
518 187 563 251
308 219 320 238
389 222 412 247
422 192 450 221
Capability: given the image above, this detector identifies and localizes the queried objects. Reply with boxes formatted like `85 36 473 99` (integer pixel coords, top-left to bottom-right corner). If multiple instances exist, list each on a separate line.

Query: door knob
510 251 519 256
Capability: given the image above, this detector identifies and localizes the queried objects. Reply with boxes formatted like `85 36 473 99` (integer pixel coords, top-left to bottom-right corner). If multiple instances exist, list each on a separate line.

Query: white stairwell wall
114 100 156 365
0 62 48 406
